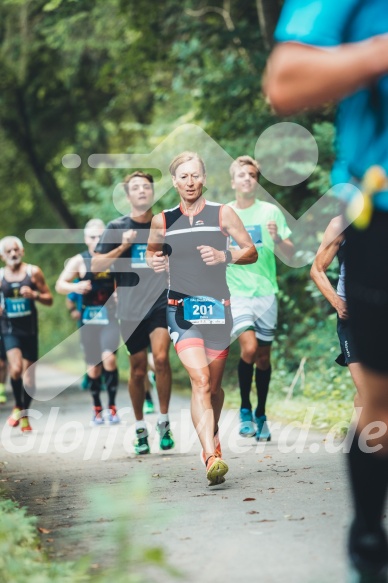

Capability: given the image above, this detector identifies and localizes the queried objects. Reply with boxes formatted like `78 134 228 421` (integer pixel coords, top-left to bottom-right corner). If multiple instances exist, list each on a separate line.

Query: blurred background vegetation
0 0 355 427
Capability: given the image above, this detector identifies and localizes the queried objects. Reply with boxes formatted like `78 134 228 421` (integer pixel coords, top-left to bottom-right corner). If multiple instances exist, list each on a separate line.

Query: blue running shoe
239 408 256 437
108 406 120 425
254 415 271 441
90 407 104 426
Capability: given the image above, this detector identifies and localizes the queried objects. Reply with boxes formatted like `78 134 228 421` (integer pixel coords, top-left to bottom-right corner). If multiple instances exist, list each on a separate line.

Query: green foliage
0 477 179 582
0 0 344 426
0 496 88 582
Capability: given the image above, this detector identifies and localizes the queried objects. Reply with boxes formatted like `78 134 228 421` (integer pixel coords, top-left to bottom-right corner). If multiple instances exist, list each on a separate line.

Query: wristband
223 250 232 264
274 235 282 245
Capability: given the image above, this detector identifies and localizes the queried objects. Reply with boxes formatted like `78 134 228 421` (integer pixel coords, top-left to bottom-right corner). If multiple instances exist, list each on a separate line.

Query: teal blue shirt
275 0 388 209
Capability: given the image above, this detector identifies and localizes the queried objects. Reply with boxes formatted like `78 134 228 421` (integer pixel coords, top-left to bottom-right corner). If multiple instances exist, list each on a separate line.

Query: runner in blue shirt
265 2 388 580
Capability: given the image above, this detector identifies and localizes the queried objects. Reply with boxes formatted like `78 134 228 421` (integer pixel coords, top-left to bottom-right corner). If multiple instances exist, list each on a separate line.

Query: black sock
23 386 34 411
254 366 271 418
145 390 152 401
103 369 118 407
11 378 23 409
88 375 102 408
238 359 254 410
348 437 388 536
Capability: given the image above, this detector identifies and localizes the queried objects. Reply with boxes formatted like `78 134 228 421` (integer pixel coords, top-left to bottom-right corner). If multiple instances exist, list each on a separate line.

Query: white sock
136 420 147 431
158 413 169 424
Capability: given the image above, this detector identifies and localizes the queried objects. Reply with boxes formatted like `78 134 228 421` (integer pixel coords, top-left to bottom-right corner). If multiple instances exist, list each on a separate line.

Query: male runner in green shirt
227 156 294 441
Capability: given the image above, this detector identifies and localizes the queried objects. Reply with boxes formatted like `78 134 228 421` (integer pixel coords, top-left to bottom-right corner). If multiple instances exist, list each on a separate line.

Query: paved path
0 367 386 582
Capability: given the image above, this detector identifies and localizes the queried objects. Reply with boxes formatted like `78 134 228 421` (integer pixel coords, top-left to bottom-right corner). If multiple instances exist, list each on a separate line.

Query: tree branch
186 2 257 74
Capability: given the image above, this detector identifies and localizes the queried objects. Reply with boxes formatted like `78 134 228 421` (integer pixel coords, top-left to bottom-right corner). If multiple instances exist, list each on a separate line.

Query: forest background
0 0 353 429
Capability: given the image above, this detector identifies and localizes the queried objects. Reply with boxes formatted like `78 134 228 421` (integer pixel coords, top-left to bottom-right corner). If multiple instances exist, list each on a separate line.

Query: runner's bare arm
310 217 348 319
21 266 53 306
197 205 258 266
55 254 92 296
91 231 134 272
223 205 258 265
264 37 388 115
146 214 167 272
267 220 294 261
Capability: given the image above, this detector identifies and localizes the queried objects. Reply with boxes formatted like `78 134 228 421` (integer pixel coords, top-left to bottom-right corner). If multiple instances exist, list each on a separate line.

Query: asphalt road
1 366 386 582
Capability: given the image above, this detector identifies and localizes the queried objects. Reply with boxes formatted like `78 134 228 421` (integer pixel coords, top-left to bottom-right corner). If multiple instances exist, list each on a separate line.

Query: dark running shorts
0 335 6 361
3 333 38 362
167 303 233 360
345 211 388 373
80 319 120 365
120 307 167 356
335 317 359 367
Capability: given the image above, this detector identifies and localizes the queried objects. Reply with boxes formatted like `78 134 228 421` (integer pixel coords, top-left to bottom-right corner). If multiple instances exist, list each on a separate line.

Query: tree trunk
15 88 79 229
255 0 282 51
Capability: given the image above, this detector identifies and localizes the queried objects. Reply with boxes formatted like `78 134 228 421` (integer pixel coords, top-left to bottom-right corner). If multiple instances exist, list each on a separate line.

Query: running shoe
348 522 388 583
0 384 7 404
134 428 150 455
91 407 104 426
20 417 32 432
254 414 271 441
7 407 22 427
143 398 155 415
108 406 120 425
156 421 175 451
239 408 256 437
206 455 228 487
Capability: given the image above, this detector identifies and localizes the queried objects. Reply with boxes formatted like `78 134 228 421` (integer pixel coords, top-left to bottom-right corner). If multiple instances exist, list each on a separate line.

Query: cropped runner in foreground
0 236 53 431
147 151 258 486
310 216 364 406
265 2 388 580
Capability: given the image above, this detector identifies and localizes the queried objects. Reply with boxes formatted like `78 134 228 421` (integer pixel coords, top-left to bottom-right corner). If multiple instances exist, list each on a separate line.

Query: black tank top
0 265 37 336
79 250 116 308
163 200 230 301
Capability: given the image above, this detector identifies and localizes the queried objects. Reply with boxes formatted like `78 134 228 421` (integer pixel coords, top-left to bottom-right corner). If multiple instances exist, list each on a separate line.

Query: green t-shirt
226 199 291 297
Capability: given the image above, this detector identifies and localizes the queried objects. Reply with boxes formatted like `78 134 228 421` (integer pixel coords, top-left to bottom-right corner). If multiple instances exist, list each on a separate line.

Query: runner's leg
128 349 148 421
254 344 271 418
149 327 171 415
237 330 256 410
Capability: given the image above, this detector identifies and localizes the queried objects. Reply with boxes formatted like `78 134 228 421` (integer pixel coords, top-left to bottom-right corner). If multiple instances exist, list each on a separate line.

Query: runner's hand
20 286 38 299
335 298 349 320
267 221 281 243
70 310 81 321
122 229 137 247
75 280 92 295
197 246 224 265
150 251 168 273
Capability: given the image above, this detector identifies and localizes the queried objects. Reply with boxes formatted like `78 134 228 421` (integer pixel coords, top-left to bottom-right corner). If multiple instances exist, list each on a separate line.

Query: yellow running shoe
20 417 32 432
7 407 21 427
0 384 7 404
206 455 228 487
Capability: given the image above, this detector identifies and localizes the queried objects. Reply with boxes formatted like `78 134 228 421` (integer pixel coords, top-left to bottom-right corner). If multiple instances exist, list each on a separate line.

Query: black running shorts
345 211 388 372
335 317 359 366
120 307 167 356
3 333 38 362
